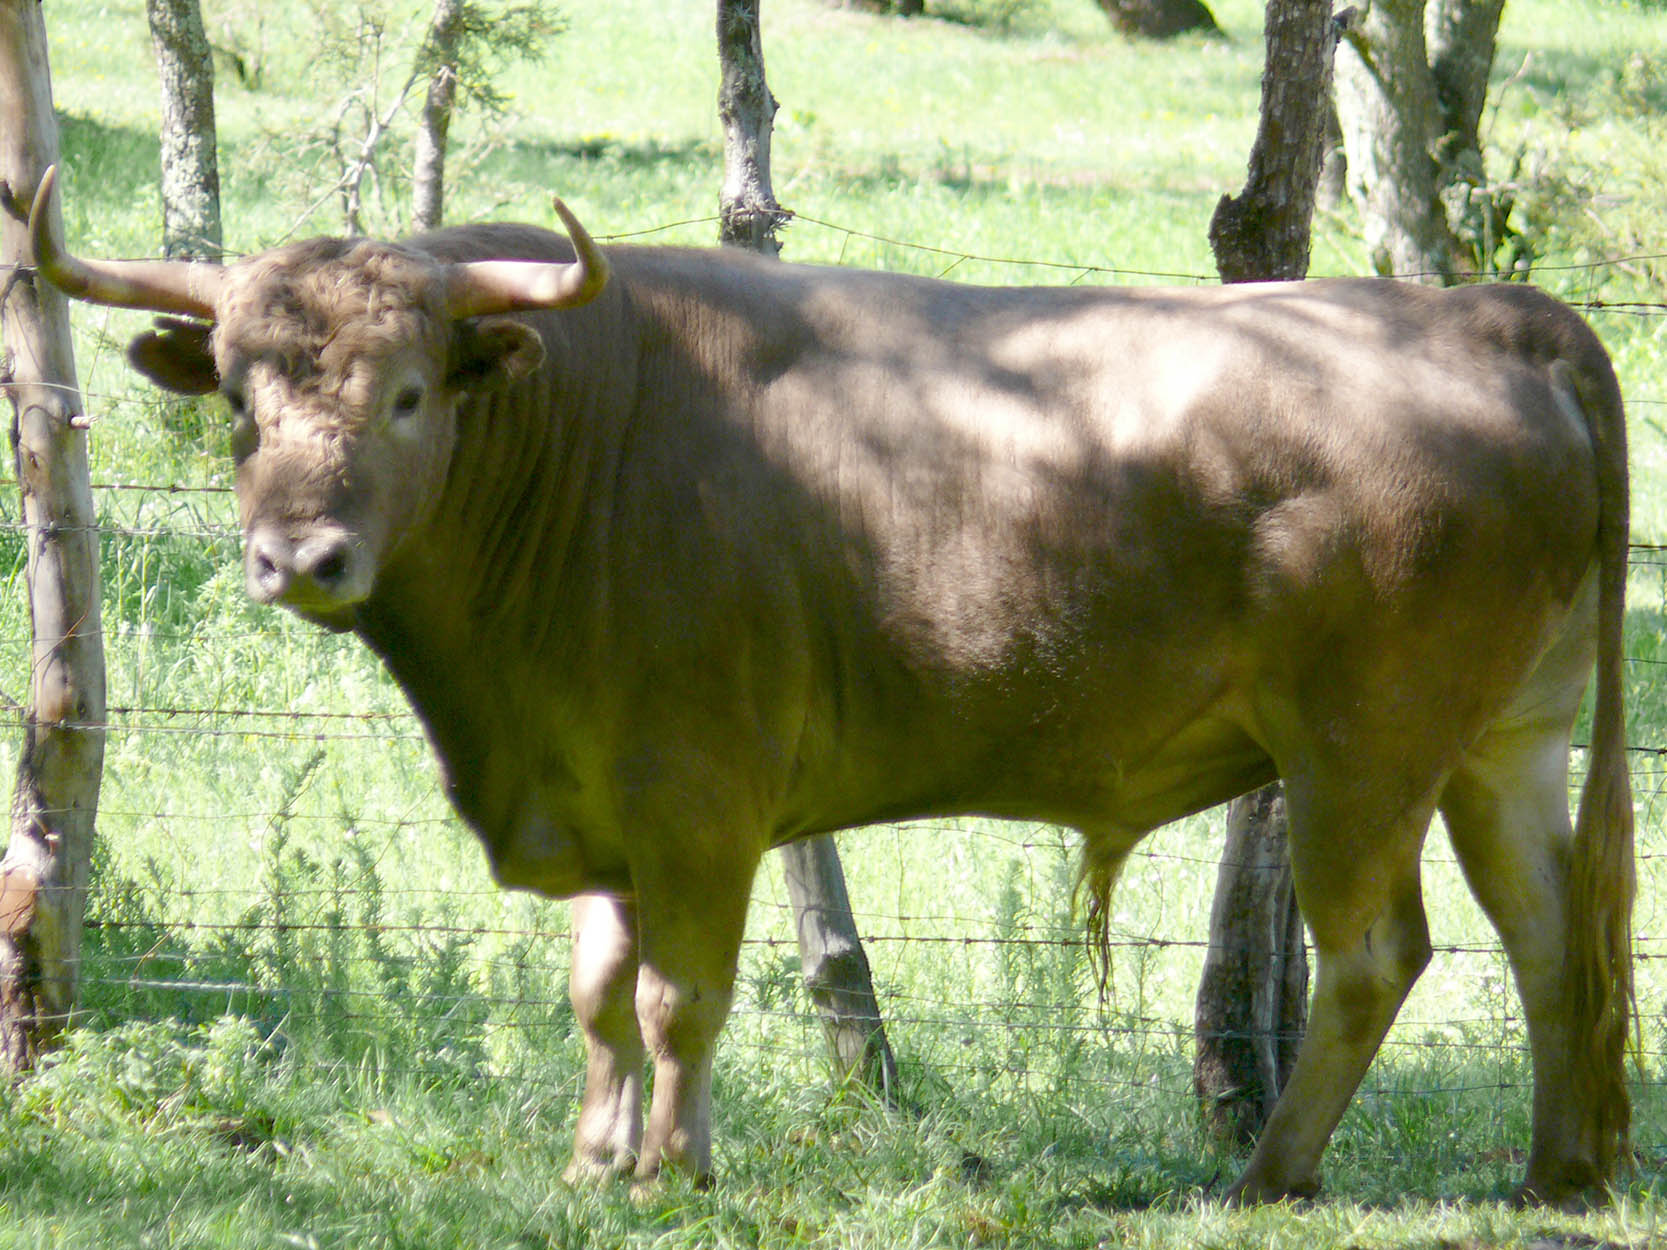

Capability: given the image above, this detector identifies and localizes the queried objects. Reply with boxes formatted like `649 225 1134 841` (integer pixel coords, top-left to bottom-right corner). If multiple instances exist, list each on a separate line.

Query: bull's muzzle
244 523 370 613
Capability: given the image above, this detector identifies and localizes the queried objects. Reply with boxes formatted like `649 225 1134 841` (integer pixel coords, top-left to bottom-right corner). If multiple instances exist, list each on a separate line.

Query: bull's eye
223 387 258 463
229 412 257 464
391 384 425 421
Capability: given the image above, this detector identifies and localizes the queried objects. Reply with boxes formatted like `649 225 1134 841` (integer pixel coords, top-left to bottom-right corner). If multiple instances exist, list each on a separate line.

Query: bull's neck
355 340 633 766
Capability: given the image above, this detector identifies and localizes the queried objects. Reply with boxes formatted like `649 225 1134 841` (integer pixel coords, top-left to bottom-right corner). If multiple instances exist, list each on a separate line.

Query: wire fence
6 214 1667 1163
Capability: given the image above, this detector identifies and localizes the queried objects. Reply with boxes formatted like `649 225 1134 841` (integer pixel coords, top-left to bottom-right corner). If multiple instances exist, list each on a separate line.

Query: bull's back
440 246 1613 842
712 276 1608 832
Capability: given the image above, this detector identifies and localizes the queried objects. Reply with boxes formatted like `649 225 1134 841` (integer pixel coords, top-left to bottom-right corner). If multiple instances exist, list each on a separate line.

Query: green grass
3 0 1667 1244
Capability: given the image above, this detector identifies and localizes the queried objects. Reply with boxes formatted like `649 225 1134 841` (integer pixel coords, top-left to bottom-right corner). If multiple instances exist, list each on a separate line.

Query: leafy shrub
16 1015 284 1147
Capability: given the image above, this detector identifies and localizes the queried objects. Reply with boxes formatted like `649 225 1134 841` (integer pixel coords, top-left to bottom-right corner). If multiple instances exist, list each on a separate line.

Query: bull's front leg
629 845 757 1184
564 893 645 1182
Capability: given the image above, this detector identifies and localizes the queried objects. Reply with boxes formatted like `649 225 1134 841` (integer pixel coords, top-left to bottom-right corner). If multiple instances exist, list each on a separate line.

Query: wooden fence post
1195 0 1342 1144
0 0 108 1070
716 0 899 1099
716 0 788 255
780 835 898 1097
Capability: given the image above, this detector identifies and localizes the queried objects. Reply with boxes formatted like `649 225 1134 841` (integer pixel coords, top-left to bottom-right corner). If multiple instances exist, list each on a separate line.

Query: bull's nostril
311 548 348 586
249 530 360 606
247 534 293 603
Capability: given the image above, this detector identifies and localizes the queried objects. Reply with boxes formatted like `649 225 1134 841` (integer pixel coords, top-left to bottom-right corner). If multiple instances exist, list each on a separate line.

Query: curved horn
29 165 222 319
444 196 610 320
28 165 221 320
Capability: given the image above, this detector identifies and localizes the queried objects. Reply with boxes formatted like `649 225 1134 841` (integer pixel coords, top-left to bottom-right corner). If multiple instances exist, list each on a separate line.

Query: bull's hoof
627 1167 715 1204
562 1151 636 1185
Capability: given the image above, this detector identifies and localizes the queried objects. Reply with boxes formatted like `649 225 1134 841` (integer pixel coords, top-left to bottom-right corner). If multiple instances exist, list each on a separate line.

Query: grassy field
4 0 1667 1245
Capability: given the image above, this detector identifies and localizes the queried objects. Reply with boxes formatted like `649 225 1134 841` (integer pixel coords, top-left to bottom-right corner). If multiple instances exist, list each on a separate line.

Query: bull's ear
127 317 218 395
449 315 546 388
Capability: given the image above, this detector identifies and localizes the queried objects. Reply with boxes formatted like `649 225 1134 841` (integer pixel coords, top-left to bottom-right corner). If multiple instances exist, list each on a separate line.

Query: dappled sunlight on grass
1 0 1665 1244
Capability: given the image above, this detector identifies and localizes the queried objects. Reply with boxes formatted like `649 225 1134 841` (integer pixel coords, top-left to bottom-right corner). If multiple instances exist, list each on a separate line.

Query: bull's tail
1077 840 1131 997
1557 355 1635 1182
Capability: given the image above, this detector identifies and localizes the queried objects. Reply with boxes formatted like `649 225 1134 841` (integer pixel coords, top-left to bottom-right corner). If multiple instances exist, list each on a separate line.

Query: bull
28 165 1633 1204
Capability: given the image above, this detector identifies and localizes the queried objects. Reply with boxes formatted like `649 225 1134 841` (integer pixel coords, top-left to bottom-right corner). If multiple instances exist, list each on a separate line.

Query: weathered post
0 0 108 1069
1195 0 1341 1144
1192 787 1307 1143
716 0 899 1099
780 836 898 1097
716 0 789 255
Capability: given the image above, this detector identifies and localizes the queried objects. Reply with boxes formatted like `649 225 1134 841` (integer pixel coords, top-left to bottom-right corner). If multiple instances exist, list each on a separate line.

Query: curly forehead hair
216 237 448 384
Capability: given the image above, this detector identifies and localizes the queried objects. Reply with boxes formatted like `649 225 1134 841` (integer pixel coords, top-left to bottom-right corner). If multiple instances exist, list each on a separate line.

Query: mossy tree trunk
0 0 107 1071
1426 0 1509 269
1333 0 1452 280
1333 0 1507 281
1428 0 1505 159
717 0 789 255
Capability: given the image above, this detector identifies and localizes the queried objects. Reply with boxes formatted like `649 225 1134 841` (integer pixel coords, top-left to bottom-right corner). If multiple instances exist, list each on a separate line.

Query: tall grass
2 0 1666 1244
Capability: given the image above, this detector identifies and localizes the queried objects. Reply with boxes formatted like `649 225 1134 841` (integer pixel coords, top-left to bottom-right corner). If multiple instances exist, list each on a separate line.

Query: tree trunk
1426 0 1507 268
715 0 896 1097
1334 0 1508 281
412 0 464 233
1194 787 1307 1144
0 1 107 1070
1315 98 1347 213
1333 0 1455 281
1427 0 1504 159
1196 0 1335 1145
1097 0 1221 39
145 0 221 260
1208 0 1341 280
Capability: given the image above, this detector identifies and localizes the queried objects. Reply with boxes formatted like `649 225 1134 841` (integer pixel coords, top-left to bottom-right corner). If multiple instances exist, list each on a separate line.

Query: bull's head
28 166 608 627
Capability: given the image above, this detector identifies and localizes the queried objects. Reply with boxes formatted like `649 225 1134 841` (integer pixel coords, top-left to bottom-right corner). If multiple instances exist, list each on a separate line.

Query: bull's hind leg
1226 782 1438 1204
564 893 646 1182
1439 669 1614 1203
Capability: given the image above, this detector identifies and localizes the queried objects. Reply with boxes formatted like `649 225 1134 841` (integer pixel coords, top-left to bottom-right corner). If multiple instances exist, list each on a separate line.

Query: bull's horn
444 197 610 319
28 165 222 319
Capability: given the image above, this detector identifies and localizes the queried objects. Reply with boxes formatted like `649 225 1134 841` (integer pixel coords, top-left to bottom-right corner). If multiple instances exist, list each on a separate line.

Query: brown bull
29 166 1633 1204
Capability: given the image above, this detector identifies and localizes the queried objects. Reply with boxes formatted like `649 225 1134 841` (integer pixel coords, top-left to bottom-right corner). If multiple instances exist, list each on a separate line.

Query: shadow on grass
55 113 157 210
494 134 716 175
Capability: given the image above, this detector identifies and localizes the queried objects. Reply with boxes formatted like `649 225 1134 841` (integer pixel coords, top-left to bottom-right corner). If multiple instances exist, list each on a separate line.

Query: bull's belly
780 711 1277 844
970 713 1278 836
